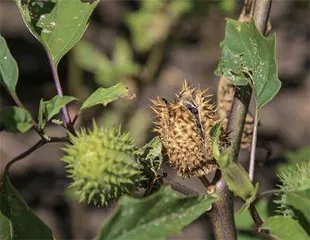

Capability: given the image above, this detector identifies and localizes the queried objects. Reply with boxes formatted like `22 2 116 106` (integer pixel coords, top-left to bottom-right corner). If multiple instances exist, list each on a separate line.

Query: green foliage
215 19 281 108
38 95 77 129
235 200 269 231
276 161 310 222
262 216 309 240
136 137 163 182
0 35 18 98
217 153 259 212
126 0 191 52
62 122 143 206
73 38 139 87
79 82 132 113
15 0 99 66
96 186 217 240
211 123 258 212
0 172 54 240
0 106 33 133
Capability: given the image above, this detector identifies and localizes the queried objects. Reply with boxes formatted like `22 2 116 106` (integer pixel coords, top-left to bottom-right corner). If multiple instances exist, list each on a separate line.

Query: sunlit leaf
96 186 217 240
15 0 99 66
262 216 309 240
215 19 281 108
0 172 54 240
79 83 133 113
0 106 32 133
0 35 18 98
38 95 77 129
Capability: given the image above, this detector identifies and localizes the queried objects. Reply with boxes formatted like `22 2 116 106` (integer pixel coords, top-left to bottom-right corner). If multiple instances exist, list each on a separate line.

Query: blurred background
0 0 309 239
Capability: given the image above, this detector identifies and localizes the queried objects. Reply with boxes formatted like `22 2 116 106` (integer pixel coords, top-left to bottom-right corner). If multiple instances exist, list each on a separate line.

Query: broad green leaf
0 106 32 133
15 0 99 66
79 83 133 113
38 95 76 129
262 216 309 240
217 153 258 211
0 35 18 98
215 19 281 108
0 172 54 240
96 186 217 240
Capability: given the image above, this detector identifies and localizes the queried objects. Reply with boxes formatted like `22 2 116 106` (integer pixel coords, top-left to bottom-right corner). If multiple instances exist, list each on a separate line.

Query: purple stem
47 52 71 127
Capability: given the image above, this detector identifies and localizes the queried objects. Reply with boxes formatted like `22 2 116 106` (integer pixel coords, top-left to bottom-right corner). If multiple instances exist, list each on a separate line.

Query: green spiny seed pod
276 161 310 217
62 122 143 206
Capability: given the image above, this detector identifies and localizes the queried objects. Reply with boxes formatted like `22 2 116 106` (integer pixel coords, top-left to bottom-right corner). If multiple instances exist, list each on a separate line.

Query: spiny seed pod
62 122 143 206
152 80 220 178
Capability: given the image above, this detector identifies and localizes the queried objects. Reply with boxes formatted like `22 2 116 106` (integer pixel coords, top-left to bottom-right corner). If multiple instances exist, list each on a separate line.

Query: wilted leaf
96 186 217 240
262 216 309 240
0 35 18 98
215 19 281 108
0 172 54 240
79 83 133 113
15 0 99 66
0 106 32 133
38 95 76 129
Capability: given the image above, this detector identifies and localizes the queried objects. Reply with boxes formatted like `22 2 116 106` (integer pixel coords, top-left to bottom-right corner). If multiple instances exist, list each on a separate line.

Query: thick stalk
207 0 272 239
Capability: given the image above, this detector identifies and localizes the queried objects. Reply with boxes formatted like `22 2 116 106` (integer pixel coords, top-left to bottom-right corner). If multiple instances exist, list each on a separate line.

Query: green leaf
0 35 18 98
38 95 76 129
15 0 99 66
276 160 310 223
113 37 140 77
126 10 170 52
284 147 310 165
262 216 309 240
79 82 133 113
96 186 217 240
236 200 269 230
215 19 281 108
0 172 54 240
285 189 310 223
0 106 33 133
136 136 163 177
217 153 258 211
210 122 222 161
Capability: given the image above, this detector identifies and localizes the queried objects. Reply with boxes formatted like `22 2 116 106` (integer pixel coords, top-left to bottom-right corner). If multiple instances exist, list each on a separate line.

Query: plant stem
47 52 72 128
5 136 69 173
249 108 259 181
207 0 273 239
208 174 236 240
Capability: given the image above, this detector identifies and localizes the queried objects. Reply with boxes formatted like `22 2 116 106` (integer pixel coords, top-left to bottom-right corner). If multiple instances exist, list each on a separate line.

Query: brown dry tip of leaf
152 80 220 178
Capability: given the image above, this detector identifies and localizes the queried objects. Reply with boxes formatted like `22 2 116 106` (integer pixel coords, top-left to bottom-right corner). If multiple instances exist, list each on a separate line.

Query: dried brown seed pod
152 81 219 178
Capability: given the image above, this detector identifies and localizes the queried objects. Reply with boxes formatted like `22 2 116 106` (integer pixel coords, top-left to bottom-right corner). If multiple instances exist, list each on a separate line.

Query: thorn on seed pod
152 80 226 178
